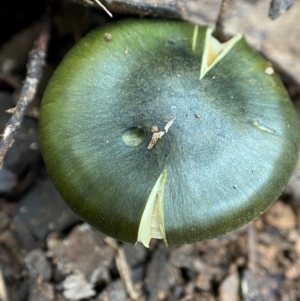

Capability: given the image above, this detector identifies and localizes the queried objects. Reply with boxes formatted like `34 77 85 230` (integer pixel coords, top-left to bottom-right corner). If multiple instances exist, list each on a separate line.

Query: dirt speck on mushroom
104 33 112 41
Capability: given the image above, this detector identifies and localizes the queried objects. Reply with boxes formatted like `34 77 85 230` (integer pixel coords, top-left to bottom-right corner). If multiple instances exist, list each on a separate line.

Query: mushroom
39 19 300 247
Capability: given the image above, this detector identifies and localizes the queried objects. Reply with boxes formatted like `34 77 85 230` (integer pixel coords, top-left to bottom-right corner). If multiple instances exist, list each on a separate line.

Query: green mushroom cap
39 19 300 247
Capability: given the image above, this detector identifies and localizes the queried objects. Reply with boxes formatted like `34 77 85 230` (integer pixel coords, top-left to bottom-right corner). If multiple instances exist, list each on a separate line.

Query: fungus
39 20 300 247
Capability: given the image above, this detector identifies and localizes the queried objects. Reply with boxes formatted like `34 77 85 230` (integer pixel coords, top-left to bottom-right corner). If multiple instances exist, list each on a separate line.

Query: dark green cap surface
40 20 300 247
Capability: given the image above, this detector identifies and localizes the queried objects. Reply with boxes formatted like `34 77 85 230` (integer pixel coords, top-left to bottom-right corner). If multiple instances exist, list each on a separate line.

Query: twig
93 0 113 17
241 222 260 300
103 236 119 250
0 267 8 301
247 222 257 272
115 247 140 300
214 0 228 42
0 21 50 168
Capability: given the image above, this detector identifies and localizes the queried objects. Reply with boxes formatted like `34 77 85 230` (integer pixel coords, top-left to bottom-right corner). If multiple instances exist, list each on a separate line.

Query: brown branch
0 21 50 168
247 222 257 272
115 247 140 300
214 0 228 42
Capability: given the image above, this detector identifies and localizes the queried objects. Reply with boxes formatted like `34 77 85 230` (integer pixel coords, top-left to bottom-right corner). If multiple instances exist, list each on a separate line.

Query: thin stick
0 21 50 168
94 0 113 18
115 247 140 300
214 0 228 41
0 267 8 301
247 222 257 272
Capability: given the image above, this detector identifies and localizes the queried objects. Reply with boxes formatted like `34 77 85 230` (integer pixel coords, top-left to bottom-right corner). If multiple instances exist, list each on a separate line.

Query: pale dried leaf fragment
147 118 175 149
147 131 165 150
164 117 176 133
253 120 275 134
151 125 159 133
62 274 96 301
